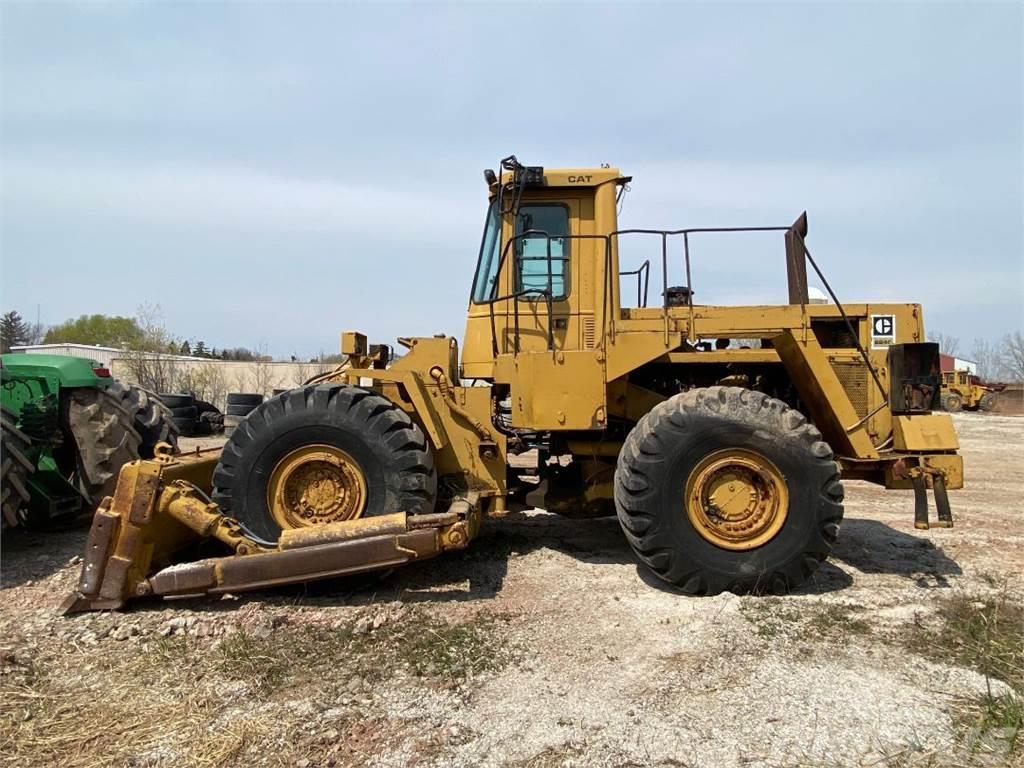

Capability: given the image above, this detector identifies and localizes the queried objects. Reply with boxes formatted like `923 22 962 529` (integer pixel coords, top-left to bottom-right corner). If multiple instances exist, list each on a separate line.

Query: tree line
1 308 267 361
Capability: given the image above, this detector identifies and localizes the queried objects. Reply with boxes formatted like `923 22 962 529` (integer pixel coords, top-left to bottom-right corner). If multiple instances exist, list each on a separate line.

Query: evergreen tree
0 310 31 353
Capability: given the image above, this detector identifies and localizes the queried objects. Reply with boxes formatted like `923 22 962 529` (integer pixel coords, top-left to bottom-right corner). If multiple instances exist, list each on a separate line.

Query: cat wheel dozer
62 155 963 613
940 369 999 412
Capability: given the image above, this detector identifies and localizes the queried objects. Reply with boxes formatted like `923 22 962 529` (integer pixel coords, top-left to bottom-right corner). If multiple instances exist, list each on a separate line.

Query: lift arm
61 448 479 613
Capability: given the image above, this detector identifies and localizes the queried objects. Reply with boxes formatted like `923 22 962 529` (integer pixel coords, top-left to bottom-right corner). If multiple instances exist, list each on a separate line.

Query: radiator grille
831 361 869 416
582 316 596 349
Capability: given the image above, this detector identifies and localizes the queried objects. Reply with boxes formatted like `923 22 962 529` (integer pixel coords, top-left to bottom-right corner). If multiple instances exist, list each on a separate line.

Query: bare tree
970 338 1002 381
293 361 313 387
118 305 181 393
927 331 960 357
198 363 230 409
999 332 1024 382
251 356 272 397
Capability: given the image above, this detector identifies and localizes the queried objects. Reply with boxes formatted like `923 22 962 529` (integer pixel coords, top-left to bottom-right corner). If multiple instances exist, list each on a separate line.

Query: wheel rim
684 448 789 551
267 444 367 529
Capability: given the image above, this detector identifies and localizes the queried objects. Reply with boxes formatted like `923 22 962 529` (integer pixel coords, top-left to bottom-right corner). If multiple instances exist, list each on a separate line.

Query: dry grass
740 598 871 641
905 589 1024 762
0 609 513 768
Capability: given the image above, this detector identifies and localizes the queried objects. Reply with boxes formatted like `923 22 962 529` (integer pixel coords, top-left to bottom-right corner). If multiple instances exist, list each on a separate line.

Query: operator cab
462 156 628 379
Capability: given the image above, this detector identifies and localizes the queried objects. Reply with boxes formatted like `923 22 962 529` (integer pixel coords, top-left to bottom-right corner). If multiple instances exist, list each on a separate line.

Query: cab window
470 201 501 303
515 204 569 299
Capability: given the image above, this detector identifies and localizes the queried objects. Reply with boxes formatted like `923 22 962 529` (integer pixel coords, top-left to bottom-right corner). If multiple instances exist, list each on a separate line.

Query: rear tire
614 386 844 596
212 384 437 542
67 381 179 505
103 381 179 456
1 406 34 528
979 392 997 412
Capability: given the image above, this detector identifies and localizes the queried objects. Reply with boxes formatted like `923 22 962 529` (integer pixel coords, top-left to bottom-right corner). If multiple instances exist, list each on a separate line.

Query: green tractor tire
1 405 34 527
67 380 179 507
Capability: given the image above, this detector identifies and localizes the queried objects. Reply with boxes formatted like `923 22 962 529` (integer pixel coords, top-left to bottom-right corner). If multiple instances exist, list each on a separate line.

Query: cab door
506 199 579 354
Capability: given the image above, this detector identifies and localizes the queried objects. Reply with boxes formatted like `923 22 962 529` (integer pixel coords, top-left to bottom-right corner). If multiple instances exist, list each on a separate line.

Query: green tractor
1 353 178 529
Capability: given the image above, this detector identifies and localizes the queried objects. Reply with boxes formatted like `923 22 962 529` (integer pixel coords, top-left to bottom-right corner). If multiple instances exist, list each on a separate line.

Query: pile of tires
224 393 264 436
159 393 224 437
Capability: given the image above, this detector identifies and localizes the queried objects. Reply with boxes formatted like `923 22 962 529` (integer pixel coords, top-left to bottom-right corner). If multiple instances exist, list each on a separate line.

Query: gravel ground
1 413 1021 768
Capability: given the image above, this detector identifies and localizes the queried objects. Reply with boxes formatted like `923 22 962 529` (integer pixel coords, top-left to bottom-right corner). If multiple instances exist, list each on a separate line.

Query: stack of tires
224 393 264 436
159 394 224 436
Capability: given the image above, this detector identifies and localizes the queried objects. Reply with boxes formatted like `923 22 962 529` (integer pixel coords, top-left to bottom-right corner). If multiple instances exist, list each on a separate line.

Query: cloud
1 157 475 241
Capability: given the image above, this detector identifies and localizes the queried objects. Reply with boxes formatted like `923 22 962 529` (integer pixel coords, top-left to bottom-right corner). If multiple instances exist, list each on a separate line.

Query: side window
515 205 569 299
471 201 501 303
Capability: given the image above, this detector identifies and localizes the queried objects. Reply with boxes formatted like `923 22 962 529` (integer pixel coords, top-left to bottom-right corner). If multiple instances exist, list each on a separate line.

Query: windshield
471 200 501 303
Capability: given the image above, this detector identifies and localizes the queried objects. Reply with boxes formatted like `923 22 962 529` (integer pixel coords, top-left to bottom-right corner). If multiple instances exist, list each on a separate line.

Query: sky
1 1 1021 360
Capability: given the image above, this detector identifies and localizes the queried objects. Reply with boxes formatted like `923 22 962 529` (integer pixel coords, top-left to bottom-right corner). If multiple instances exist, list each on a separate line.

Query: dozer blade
61 449 479 613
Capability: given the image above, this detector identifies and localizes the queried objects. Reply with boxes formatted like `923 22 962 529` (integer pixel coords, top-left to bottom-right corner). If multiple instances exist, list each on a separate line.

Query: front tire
614 386 844 596
212 384 437 542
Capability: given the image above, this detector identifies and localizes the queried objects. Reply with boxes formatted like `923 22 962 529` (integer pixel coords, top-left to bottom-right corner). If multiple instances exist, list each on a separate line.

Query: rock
251 619 273 640
323 728 339 740
68 556 83 566
296 759 310 768
372 613 387 630
353 617 372 636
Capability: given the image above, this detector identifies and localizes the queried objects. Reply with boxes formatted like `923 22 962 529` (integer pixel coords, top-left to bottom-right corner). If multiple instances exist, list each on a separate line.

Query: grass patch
398 614 505 678
957 690 1023 758
740 599 870 641
0 608 512 767
905 590 1024 761
805 603 871 637
906 592 1023 690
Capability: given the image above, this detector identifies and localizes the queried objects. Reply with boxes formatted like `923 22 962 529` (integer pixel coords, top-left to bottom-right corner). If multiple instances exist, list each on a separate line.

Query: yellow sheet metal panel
893 414 961 452
511 350 606 430
772 331 879 459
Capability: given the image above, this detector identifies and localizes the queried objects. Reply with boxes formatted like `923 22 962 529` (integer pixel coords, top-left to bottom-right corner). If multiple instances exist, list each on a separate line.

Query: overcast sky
1 1 1021 359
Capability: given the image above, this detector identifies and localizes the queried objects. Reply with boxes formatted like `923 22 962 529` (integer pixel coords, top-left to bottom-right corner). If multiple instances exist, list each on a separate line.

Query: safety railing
619 259 651 308
477 219 888 407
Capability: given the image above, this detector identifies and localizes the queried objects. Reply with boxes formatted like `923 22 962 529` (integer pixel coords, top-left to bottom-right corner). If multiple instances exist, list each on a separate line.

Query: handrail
619 260 650 307
477 218 886 410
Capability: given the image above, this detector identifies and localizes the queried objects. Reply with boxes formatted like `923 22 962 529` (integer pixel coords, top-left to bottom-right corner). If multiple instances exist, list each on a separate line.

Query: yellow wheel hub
267 444 367 529
685 448 789 551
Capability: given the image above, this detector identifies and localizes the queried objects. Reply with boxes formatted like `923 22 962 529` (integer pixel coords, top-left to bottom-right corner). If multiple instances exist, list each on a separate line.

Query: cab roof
497 166 626 188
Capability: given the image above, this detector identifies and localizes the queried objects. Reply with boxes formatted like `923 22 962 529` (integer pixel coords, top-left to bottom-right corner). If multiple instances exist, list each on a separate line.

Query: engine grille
831 361 869 416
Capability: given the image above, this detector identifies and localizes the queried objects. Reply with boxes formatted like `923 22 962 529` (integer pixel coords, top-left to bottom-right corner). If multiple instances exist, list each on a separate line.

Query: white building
8 343 203 368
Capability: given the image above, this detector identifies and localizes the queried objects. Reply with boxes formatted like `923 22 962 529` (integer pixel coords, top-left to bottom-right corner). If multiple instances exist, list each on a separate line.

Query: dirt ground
1 414 1022 768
